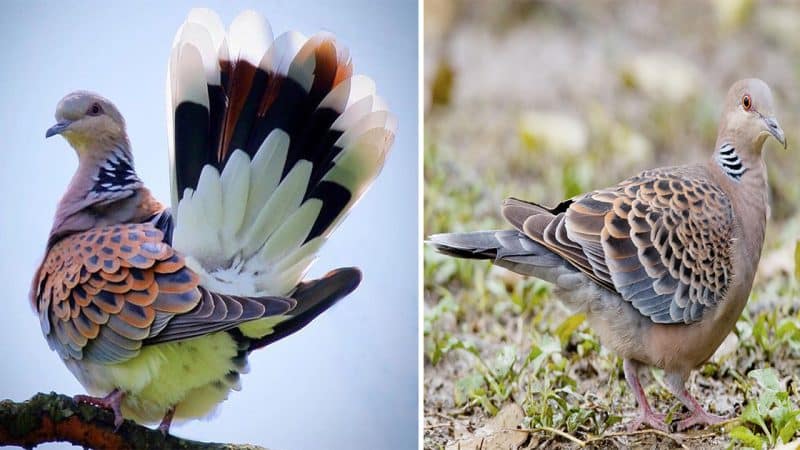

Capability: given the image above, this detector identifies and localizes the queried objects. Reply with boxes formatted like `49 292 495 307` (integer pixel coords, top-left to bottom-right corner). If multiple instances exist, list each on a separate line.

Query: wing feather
33 223 305 364
508 166 733 324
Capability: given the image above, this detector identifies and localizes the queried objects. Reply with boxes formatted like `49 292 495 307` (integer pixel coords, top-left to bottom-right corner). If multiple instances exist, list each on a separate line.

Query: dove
429 78 785 431
32 8 395 433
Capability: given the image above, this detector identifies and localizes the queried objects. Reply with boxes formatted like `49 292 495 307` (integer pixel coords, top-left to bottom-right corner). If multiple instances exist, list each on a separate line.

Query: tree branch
0 392 267 450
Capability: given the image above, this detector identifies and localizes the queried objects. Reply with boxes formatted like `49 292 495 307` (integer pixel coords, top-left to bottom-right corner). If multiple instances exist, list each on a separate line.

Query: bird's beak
762 115 786 149
45 120 72 138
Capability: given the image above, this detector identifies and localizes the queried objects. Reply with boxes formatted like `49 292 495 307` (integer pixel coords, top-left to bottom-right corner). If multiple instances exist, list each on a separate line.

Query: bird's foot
158 407 175 435
627 409 667 432
676 408 725 431
74 389 125 430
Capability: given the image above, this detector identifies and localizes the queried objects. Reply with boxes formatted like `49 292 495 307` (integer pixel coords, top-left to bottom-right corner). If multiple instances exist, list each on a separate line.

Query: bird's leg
74 388 125 429
623 359 667 432
664 372 725 431
158 406 176 435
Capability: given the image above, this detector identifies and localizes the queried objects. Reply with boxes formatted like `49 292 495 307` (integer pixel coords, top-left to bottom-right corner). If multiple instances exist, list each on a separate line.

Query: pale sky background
0 1 418 449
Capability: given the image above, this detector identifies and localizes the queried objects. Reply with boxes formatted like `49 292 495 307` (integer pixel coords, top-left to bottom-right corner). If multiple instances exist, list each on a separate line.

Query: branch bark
0 392 267 450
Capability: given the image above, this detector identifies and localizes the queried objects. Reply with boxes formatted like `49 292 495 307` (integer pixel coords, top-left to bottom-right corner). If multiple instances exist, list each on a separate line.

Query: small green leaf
454 372 485 407
750 367 781 392
730 425 765 449
778 414 800 445
476 393 498 416
429 334 480 365
605 414 623 429
794 240 800 281
492 345 517 379
777 318 800 344
741 401 768 431
525 334 561 375
555 313 585 345
462 340 481 357
753 314 771 351
539 334 562 354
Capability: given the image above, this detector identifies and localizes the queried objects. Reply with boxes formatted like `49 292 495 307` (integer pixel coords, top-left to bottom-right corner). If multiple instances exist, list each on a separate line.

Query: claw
158 407 175 435
663 371 726 431
676 409 725 431
74 389 125 430
627 410 668 432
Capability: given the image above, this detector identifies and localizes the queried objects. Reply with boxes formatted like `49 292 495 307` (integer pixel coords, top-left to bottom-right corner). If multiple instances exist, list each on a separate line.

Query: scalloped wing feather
34 224 201 364
516 165 734 324
33 223 299 365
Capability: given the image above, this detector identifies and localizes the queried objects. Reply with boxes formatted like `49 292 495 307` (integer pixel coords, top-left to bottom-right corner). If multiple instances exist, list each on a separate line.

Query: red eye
742 94 751 111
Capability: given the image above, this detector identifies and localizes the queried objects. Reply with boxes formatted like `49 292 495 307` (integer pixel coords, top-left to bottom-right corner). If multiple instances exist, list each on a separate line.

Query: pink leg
623 359 667 432
158 406 175 435
664 372 725 431
74 389 125 429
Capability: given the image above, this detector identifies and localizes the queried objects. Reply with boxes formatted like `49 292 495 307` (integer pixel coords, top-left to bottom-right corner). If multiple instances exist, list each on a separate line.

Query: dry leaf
446 403 529 450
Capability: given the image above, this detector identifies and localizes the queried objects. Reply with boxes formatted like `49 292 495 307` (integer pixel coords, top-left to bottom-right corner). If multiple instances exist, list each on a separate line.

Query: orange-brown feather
33 223 202 362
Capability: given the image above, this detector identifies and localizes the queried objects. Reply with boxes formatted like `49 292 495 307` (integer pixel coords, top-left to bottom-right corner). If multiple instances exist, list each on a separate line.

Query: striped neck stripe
717 143 746 180
90 146 142 196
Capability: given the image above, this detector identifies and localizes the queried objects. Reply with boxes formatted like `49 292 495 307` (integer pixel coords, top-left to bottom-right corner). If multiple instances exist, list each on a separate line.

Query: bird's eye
88 103 102 115
742 94 752 111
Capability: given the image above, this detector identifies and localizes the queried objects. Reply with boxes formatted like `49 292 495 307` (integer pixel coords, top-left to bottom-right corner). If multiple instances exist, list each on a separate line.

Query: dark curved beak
46 120 72 138
762 115 786 149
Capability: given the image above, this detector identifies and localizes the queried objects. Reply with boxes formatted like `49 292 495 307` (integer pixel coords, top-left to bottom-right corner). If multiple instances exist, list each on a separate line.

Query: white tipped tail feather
167 9 396 297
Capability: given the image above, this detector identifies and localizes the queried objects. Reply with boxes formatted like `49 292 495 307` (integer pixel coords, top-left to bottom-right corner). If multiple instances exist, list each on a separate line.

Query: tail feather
142 267 360 352
247 267 361 351
428 230 568 281
167 9 395 297
427 231 505 260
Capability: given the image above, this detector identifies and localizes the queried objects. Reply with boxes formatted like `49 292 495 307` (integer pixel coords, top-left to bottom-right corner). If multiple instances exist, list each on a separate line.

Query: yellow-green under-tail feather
238 315 290 339
83 332 243 424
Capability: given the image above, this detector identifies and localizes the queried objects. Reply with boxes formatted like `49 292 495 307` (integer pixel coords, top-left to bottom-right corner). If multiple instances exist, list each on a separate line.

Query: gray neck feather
50 143 143 244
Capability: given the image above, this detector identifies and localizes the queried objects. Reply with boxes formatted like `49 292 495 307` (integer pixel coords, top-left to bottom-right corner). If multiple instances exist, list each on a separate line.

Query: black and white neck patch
89 146 142 199
717 143 747 181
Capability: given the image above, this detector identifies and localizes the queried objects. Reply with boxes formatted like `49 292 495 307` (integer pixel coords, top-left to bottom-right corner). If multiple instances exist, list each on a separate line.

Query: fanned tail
166 9 396 298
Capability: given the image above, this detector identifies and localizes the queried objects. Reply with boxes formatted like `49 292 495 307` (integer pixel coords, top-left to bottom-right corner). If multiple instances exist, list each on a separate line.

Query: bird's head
46 91 127 154
721 78 786 152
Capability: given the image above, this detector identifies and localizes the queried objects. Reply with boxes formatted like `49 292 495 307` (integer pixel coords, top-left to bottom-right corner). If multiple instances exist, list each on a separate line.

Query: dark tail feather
168 11 395 250
170 41 347 199
428 230 566 279
427 231 503 260
247 267 362 351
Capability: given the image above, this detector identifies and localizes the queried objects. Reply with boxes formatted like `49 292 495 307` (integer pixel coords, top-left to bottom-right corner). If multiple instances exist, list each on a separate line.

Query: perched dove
429 79 784 431
33 9 395 432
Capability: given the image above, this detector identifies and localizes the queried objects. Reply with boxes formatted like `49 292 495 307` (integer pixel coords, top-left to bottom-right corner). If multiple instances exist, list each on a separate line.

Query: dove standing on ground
429 79 785 431
32 9 395 432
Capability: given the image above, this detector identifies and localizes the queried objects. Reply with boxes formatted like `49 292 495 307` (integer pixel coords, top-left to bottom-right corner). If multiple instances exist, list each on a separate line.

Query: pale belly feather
66 331 244 424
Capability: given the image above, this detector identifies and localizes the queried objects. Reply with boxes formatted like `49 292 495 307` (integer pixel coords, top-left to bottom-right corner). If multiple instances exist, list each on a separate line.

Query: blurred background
0 1 418 449
424 1 800 448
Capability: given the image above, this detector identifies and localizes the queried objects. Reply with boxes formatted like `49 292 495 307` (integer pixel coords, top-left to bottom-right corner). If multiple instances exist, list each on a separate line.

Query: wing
33 223 295 365
166 9 396 297
512 166 734 324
